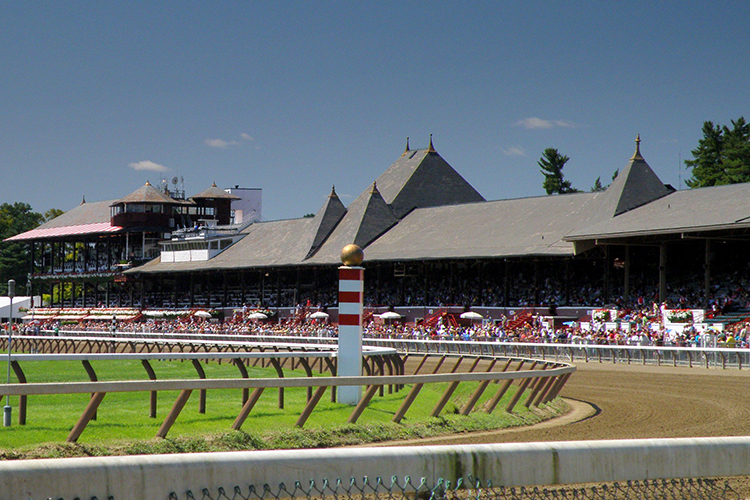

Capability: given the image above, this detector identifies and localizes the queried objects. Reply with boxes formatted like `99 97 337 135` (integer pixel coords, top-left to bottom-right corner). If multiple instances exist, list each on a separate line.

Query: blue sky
2 1 749 221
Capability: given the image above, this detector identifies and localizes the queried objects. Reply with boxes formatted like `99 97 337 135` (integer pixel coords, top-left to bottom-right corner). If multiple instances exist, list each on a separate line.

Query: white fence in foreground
2 437 750 500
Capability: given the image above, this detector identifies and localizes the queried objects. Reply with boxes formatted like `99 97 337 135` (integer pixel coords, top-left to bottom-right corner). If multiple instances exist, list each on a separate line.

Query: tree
0 203 44 295
44 208 65 222
685 117 750 188
590 169 619 192
539 148 578 194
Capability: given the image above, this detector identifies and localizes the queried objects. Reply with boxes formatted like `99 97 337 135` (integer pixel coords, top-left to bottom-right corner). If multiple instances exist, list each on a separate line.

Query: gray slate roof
36 200 114 229
304 187 347 259
376 148 485 218
112 182 189 206
29 137 750 275
364 192 605 261
567 182 750 240
190 183 241 200
596 147 673 217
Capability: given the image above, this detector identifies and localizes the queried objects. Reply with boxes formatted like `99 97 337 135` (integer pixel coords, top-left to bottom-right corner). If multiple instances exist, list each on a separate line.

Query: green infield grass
0 358 567 458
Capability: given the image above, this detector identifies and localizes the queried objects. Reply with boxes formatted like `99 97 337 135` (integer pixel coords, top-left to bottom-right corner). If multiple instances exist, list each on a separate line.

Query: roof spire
427 134 436 153
630 134 644 161
329 185 338 198
402 137 410 155
371 181 379 194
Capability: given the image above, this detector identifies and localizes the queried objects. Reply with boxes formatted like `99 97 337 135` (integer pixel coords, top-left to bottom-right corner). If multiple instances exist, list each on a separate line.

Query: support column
338 246 364 405
504 259 511 308
659 242 667 304
603 246 610 304
623 246 631 302
704 240 712 308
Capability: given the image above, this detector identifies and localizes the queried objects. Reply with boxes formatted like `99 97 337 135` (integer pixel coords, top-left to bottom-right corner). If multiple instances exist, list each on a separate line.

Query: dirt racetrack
382 361 750 497
400 361 750 445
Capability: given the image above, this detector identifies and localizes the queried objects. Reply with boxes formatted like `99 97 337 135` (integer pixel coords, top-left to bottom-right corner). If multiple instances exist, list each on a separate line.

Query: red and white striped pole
338 244 364 405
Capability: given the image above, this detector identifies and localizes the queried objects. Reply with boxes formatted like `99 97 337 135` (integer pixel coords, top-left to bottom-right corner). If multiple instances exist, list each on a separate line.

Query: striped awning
5 223 123 241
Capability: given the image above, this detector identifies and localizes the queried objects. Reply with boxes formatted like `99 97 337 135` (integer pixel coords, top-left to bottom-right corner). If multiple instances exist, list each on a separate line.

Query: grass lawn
0 358 567 458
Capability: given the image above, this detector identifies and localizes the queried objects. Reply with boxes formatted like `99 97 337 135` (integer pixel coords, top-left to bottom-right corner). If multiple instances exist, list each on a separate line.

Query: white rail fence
2 437 750 500
35 329 750 369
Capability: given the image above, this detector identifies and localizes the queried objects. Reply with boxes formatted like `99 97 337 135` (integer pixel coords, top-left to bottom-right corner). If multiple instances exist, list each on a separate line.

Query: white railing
41 329 750 369
2 437 750 500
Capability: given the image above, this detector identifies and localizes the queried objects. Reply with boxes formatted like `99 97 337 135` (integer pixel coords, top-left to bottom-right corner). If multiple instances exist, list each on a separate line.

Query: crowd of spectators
16 301 750 350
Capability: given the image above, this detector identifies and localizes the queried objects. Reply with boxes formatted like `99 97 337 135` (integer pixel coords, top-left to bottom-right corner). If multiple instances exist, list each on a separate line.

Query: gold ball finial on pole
341 244 364 266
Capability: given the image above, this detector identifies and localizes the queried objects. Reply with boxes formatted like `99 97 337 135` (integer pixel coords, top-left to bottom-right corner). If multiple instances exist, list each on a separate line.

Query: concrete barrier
3 437 750 500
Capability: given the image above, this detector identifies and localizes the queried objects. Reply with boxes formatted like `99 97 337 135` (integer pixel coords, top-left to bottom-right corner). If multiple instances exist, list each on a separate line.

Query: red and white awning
5 223 122 241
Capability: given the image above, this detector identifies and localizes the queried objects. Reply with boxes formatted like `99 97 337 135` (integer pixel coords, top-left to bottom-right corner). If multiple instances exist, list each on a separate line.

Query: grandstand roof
112 181 190 206
132 141 651 273
5 200 118 241
14 136 750 270
567 181 750 241
190 182 241 200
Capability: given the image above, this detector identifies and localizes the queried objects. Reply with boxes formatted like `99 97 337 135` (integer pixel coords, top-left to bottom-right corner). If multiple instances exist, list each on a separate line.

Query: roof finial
630 134 644 161
80 195 86 205
427 134 436 153
330 185 338 197
371 181 379 194
211 181 217 187
145 180 151 186
402 137 410 155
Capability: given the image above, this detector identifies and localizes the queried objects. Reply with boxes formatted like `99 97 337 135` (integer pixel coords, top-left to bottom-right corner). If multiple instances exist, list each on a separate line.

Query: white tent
379 311 402 320
459 311 483 320
0 296 40 320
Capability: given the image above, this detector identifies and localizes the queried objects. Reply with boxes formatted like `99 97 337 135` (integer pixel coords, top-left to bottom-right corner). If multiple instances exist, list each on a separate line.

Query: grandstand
8 136 750 320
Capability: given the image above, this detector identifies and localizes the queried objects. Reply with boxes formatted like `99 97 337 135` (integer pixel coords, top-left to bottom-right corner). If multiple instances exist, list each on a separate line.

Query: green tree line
539 116 750 194
0 204 62 295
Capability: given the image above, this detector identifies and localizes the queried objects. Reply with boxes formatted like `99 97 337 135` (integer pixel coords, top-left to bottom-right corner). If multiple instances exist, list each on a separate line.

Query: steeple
304 184 347 260
601 135 672 217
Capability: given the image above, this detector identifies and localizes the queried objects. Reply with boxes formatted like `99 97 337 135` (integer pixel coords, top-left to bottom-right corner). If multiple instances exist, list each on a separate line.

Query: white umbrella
193 310 212 319
379 311 401 320
460 311 483 320
309 311 329 319
247 312 268 320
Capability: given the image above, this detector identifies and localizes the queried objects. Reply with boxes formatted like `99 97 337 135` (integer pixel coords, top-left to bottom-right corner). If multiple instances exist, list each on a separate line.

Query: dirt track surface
402 362 750 445
378 361 750 497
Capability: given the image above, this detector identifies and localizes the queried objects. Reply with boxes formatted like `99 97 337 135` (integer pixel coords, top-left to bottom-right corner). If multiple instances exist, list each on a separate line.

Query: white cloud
206 133 254 148
128 160 171 172
205 138 240 148
502 146 526 156
516 117 576 130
